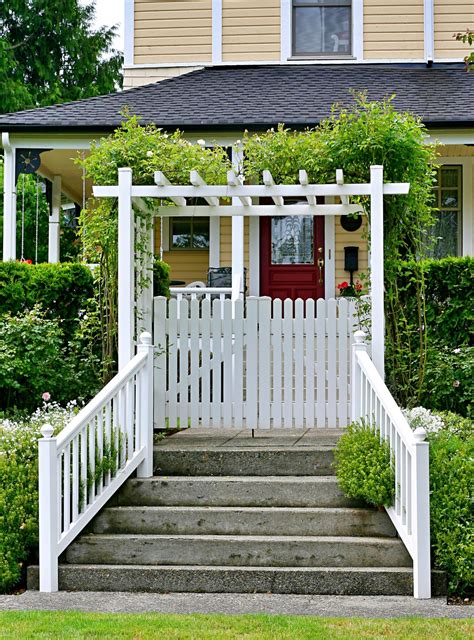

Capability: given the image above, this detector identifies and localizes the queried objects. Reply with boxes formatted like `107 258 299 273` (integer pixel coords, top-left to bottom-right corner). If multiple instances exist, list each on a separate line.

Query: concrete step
153 446 335 476
115 476 360 508
65 534 411 568
26 564 448 596
91 506 397 538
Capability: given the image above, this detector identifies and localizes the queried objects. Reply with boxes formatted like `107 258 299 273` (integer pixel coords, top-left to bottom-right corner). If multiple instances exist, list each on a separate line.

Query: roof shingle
0 64 473 132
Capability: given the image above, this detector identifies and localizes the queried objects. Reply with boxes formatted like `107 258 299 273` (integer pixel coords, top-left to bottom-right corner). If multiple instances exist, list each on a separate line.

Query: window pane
271 216 314 264
294 6 351 55
426 211 459 259
171 219 192 248
192 218 210 249
441 190 459 209
440 167 459 188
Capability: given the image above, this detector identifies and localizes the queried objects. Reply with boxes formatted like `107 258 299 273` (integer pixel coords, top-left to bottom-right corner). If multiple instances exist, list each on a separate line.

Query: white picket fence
154 296 357 429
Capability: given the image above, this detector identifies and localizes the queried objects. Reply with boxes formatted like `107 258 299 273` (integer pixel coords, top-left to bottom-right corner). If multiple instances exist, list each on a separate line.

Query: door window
271 216 314 264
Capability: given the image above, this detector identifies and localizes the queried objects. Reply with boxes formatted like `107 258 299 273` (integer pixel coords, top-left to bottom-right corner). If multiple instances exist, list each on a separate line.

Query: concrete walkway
0 592 472 619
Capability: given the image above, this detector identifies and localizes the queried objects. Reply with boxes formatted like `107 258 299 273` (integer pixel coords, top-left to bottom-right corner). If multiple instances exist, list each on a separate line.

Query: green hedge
0 262 95 340
153 259 170 297
395 257 473 348
334 412 474 595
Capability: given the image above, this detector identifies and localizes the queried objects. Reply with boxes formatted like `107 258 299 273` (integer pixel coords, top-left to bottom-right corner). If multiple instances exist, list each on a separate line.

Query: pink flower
452 380 460 388
42 392 51 401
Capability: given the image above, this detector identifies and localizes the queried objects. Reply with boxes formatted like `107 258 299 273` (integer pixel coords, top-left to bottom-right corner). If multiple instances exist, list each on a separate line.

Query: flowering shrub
402 407 444 434
337 280 363 298
0 402 77 593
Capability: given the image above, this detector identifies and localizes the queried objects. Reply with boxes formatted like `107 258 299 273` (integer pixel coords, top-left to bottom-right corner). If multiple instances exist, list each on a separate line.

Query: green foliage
0 404 75 593
78 117 231 375
0 308 99 413
153 259 170 297
427 413 473 595
334 421 395 507
0 262 95 341
388 257 474 411
454 28 474 71
244 96 438 405
0 0 122 115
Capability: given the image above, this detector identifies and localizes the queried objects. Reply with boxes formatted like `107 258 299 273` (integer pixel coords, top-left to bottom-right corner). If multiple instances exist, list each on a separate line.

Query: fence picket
305 299 315 428
201 299 211 426
316 299 326 428
327 298 337 427
294 299 304 429
233 299 244 427
223 300 233 427
258 297 271 429
271 299 283 429
189 298 200 428
283 299 294 428
178 299 189 429
338 298 348 428
211 299 222 427
168 299 178 428
246 297 258 429
154 297 167 430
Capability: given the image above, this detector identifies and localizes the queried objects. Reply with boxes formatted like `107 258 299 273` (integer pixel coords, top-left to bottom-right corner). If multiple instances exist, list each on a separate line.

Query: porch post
370 165 384 378
209 217 220 267
2 133 17 261
231 146 245 293
48 175 61 263
118 168 134 369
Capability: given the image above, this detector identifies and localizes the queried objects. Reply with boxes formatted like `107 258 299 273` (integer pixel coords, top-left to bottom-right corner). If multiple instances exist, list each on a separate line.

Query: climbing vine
79 98 438 403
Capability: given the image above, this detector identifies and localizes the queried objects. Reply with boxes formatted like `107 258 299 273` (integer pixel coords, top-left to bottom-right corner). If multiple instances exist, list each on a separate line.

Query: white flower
146 150 153 157
453 348 461 354
453 380 460 388
196 139 206 147
235 139 242 145
402 406 444 434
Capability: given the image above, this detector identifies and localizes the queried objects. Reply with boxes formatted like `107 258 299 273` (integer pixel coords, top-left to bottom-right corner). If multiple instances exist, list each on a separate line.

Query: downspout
424 0 434 64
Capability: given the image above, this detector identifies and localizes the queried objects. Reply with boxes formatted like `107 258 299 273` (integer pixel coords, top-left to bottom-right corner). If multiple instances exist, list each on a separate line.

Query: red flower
338 281 349 290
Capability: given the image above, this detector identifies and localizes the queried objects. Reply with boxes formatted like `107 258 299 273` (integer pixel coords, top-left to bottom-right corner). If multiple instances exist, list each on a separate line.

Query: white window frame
281 0 363 62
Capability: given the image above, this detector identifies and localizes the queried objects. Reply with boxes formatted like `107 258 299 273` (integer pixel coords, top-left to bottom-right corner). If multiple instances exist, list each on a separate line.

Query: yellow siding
154 222 209 284
219 217 250 270
222 0 281 62
434 1 474 59
334 219 368 293
134 0 212 64
364 0 425 59
123 66 202 89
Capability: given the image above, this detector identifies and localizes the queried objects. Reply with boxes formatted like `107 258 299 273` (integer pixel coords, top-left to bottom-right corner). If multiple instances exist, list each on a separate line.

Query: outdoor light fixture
344 246 359 285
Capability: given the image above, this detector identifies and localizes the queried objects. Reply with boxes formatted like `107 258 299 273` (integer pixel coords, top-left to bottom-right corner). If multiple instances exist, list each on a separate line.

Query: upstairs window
170 217 210 250
293 1 352 57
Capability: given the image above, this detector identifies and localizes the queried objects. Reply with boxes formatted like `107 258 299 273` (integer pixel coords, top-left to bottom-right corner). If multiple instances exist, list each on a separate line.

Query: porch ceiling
39 149 92 205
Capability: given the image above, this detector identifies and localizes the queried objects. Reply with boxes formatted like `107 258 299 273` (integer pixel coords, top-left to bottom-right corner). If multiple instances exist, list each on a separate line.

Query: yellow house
1 0 473 300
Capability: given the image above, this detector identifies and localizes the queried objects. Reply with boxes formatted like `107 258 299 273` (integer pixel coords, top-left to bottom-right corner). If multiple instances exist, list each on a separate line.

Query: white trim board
212 0 223 64
124 0 134 66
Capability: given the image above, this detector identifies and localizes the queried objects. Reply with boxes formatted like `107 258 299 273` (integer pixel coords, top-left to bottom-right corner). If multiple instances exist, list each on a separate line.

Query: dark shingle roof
0 64 473 132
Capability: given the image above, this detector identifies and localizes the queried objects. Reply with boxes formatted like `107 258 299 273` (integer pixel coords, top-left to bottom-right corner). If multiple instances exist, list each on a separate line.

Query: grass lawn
0 611 472 639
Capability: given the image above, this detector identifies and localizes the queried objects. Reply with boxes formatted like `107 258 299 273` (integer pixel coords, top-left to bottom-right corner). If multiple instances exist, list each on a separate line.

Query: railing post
118 167 134 370
370 164 385 379
137 332 154 478
351 330 366 423
412 427 431 598
39 424 58 592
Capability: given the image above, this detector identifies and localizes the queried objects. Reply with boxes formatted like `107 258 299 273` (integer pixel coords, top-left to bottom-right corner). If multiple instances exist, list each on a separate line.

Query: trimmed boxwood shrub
334 421 395 507
0 262 94 341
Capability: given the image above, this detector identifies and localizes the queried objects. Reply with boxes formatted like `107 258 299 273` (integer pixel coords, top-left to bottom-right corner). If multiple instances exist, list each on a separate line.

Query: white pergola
93 165 410 377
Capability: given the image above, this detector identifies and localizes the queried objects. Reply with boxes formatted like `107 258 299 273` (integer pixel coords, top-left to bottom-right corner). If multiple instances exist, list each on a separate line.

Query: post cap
354 330 366 344
139 331 152 345
41 424 54 439
413 427 427 442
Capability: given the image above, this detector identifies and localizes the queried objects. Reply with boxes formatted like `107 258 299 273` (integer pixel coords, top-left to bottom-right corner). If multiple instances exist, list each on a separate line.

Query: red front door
260 215 325 300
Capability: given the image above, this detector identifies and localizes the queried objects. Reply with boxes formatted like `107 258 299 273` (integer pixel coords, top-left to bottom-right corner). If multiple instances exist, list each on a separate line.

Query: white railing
38 332 154 592
154 296 356 430
351 331 431 599
170 286 232 303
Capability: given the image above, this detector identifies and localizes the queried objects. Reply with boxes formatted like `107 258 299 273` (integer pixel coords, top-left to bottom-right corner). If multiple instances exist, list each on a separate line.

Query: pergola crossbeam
190 170 219 206
227 170 251 206
299 170 316 206
153 204 364 217
263 170 284 206
154 171 186 207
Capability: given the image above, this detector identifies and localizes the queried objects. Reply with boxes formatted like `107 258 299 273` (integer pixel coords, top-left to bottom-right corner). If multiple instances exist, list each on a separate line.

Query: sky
81 0 124 52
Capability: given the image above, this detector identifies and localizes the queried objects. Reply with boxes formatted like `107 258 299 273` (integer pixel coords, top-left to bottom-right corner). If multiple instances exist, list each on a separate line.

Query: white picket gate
154 296 357 429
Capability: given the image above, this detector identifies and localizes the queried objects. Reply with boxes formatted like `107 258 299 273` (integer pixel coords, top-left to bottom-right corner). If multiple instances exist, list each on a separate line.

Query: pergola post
2 133 16 261
370 165 385 378
118 168 134 370
231 147 245 296
48 175 61 263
